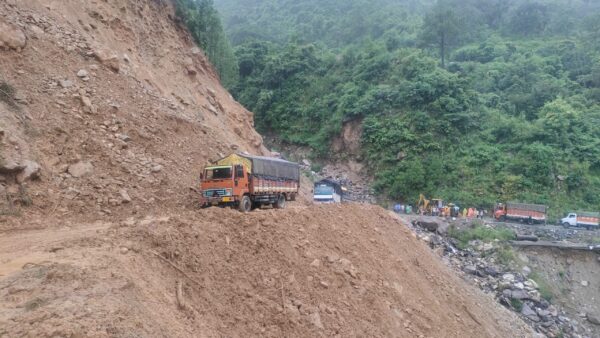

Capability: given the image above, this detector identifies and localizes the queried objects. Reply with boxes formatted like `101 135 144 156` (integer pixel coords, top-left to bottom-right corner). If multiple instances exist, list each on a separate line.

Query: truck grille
203 189 231 197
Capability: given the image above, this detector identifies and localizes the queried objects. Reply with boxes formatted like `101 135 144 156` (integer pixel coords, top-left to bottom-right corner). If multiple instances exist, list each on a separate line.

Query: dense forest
179 0 600 219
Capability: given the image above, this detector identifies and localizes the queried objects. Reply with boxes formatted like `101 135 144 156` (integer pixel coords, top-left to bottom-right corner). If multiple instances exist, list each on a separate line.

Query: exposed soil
1 204 533 337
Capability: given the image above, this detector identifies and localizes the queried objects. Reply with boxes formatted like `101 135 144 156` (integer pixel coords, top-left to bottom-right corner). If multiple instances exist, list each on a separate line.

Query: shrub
0 80 18 109
510 298 524 312
529 272 554 302
449 225 515 249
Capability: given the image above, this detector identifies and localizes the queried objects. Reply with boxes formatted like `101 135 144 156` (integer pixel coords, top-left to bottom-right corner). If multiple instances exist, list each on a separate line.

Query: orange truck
494 202 547 225
200 153 300 212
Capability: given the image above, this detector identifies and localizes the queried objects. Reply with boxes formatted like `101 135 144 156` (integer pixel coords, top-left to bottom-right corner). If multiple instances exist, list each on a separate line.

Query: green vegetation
448 225 514 249
0 80 18 109
510 298 524 312
174 0 238 86
496 245 518 266
529 271 554 302
210 0 600 215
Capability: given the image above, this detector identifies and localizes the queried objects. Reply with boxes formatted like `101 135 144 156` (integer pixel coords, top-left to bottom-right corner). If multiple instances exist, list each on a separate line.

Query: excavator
417 194 445 216
417 194 430 215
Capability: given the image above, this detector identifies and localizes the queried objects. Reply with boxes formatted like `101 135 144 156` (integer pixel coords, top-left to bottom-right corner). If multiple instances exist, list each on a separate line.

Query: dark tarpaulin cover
241 154 300 181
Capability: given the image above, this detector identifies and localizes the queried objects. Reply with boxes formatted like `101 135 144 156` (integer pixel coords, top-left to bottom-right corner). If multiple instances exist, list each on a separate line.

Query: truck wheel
562 222 570 228
238 196 251 213
274 194 286 209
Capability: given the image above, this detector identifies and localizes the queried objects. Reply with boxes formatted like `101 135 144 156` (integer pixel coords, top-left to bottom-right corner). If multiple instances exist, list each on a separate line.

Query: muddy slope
1 204 533 337
0 0 267 228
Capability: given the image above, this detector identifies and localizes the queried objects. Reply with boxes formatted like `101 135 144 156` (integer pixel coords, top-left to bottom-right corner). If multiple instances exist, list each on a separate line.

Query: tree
582 13 600 50
419 0 461 68
507 2 549 36
174 0 238 86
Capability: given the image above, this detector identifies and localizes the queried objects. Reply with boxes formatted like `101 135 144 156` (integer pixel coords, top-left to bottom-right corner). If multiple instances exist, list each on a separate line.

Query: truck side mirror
199 172 204 180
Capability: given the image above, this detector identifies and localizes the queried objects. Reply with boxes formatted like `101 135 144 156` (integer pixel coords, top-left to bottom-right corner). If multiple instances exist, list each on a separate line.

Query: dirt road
0 221 111 278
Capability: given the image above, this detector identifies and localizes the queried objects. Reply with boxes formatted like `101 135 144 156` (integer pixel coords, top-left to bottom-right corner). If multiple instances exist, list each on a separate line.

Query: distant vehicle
561 212 599 230
313 179 344 203
416 194 445 216
494 202 547 225
200 153 300 212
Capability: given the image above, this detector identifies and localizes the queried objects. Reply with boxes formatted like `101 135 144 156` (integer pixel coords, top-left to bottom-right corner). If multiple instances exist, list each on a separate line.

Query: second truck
200 153 300 212
560 212 600 230
494 202 547 225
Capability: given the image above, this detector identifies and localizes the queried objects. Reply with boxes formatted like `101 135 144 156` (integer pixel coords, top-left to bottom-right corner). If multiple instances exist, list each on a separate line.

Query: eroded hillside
0 0 267 229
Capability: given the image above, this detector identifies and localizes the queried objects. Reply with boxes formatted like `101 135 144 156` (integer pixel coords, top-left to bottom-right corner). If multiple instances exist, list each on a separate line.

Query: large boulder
93 48 120 72
16 160 40 183
521 303 540 322
0 19 27 51
68 161 94 178
502 289 531 300
587 313 600 326
0 160 25 174
412 219 439 232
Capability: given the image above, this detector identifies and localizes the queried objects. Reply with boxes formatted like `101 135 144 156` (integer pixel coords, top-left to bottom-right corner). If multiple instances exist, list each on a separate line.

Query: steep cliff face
0 0 267 225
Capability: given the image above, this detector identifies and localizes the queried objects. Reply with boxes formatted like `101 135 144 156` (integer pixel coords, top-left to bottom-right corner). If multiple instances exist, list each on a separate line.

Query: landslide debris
0 1 535 337
0 0 268 229
0 204 533 337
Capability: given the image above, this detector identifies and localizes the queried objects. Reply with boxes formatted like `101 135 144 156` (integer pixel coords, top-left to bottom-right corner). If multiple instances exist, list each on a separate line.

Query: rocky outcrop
0 18 27 51
407 219 584 337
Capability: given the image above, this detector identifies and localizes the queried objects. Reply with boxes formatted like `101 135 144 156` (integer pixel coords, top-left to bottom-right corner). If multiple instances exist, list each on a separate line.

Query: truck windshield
315 185 334 195
205 167 232 180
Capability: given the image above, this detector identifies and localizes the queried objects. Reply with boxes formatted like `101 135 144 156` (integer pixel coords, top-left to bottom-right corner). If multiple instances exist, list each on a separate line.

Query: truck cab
313 179 343 203
561 213 577 227
200 164 249 207
494 203 506 221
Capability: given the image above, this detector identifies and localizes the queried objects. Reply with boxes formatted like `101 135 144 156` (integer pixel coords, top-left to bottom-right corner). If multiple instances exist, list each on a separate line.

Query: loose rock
120 189 132 204
16 160 41 183
77 69 88 78
0 160 25 174
0 19 27 51
93 48 120 72
68 161 94 178
521 303 540 322
587 313 600 326
60 79 73 88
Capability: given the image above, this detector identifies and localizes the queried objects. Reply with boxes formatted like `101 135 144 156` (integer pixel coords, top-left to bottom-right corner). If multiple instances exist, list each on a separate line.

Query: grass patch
0 80 19 109
510 298 524 312
18 185 32 207
529 272 554 302
497 245 518 266
449 225 515 249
